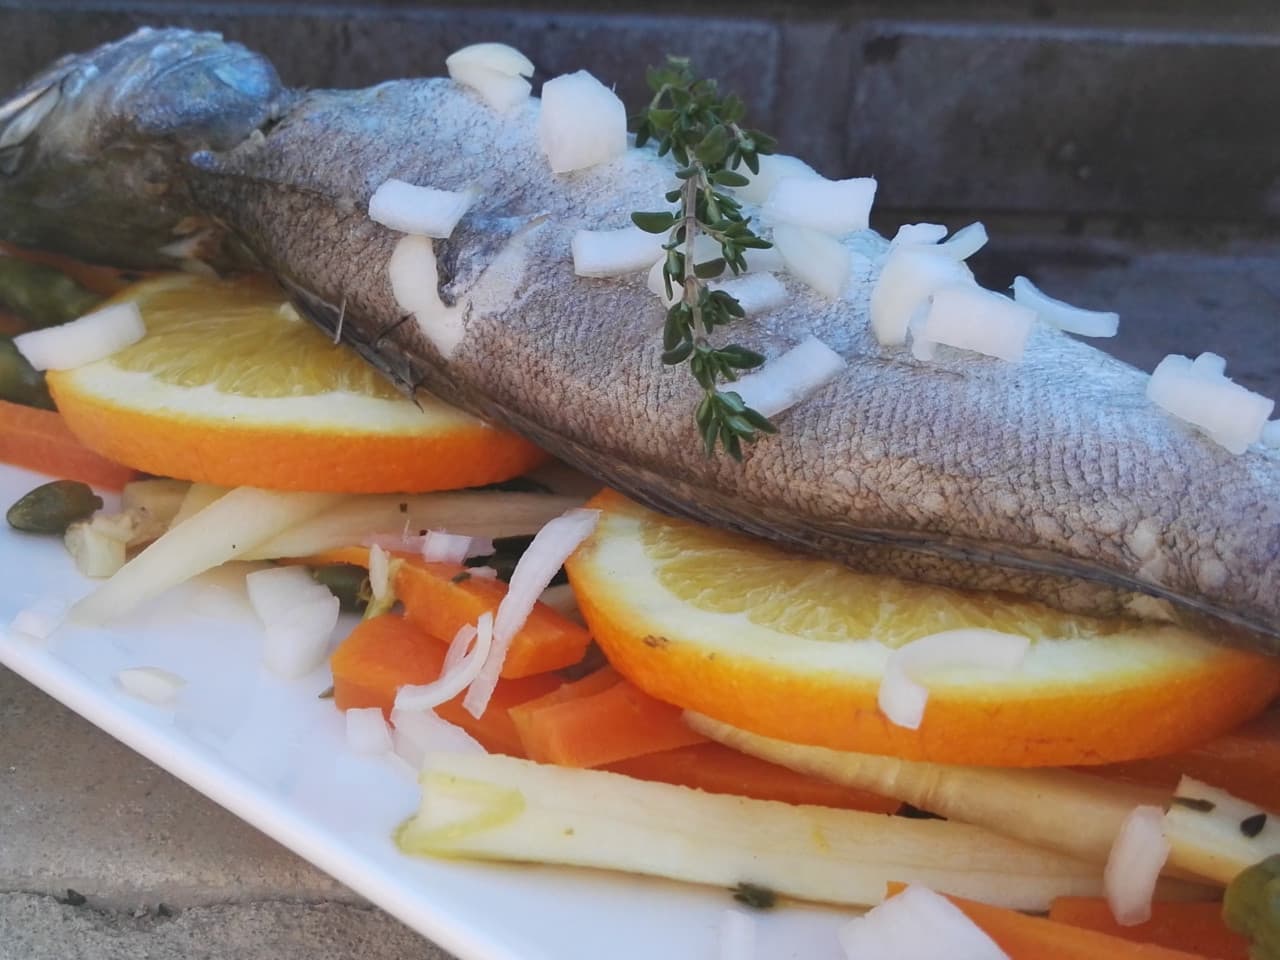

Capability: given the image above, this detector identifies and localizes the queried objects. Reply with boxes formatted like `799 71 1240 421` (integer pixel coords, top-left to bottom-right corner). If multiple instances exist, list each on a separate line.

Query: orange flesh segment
1048 898 1247 960
0 397 136 489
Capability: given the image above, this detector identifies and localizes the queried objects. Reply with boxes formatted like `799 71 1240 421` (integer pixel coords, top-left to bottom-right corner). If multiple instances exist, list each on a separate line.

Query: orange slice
564 489 1280 767
46 273 546 492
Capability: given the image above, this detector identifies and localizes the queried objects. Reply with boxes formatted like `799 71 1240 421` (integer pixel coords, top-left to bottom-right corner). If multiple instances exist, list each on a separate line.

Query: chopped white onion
395 611 494 711
446 43 534 112
468 565 499 580
387 234 464 357
1012 276 1118 338
1191 352 1227 379
538 71 626 174
879 629 1030 730
246 566 341 680
1104 805 1170 926
710 272 788 316
911 284 1035 363
368 544 391 603
765 176 877 236
891 223 948 246
729 336 846 419
443 622 479 673
719 909 756 960
114 666 185 707
772 225 851 300
1263 420 1280 449
345 706 393 755
245 566 329 624
734 153 821 205
8 603 64 641
936 222 989 261
572 226 663 278
14 301 145 371
869 245 974 346
368 179 473 238
463 508 600 718
421 530 474 564
446 41 534 79
1147 354 1274 455
837 885 1008 960
390 706 487 770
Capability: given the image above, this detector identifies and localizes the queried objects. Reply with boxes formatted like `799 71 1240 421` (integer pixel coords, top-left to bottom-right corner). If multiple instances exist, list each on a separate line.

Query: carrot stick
609 743 901 813
883 883 1211 960
1048 898 1246 960
0 398 136 489
330 613 559 755
312 546 592 678
513 676 707 767
508 665 621 747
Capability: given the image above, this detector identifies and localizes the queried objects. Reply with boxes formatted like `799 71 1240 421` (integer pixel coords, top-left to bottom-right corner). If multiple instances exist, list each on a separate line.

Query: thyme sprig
630 57 779 460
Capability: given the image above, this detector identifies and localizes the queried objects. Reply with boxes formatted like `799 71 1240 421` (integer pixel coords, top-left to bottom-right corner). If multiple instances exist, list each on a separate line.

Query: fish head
0 27 289 269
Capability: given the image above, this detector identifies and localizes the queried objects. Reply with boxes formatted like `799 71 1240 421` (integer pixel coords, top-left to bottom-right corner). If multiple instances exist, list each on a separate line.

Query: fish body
2 29 1277 651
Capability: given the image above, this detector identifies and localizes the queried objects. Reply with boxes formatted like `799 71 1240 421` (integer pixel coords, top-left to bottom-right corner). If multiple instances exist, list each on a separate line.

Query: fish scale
0 27 1277 652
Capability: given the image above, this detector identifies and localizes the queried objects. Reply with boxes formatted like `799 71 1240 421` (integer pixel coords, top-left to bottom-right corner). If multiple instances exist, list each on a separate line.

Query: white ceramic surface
0 464 856 960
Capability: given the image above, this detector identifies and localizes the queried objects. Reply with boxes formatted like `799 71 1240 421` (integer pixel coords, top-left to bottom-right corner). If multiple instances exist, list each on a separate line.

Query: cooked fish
1 28 1276 651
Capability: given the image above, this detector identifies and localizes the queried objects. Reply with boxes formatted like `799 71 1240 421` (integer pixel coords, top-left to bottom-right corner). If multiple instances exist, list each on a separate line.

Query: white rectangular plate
0 464 856 960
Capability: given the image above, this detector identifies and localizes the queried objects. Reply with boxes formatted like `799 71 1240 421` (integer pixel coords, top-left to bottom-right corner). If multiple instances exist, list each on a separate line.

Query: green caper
0 336 54 409
6 480 103 534
1224 854 1280 959
309 563 371 613
0 257 101 330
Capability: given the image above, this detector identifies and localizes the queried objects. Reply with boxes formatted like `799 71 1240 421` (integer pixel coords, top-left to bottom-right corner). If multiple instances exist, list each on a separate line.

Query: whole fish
1 28 1277 652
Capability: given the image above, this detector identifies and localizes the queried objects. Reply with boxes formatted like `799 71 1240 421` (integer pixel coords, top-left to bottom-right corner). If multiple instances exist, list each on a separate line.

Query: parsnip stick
1165 777 1280 885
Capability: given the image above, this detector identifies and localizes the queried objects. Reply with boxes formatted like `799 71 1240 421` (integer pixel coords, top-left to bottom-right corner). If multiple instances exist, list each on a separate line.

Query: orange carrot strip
0 398 136 489
313 546 592 679
1048 899 1246 960
608 742 901 813
1089 706 1280 812
330 613 559 756
508 666 621 746
513 677 708 767
883 884 1210 960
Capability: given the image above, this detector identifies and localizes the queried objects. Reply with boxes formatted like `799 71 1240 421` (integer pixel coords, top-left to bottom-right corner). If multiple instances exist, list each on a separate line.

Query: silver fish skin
1 29 1277 652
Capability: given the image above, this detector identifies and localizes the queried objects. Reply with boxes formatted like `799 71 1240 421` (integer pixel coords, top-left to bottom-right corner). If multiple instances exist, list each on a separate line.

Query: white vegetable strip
15 301 146 371
345 706 394 755
879 629 1030 730
399 752 1113 911
764 176 877 235
538 71 626 174
709 272 788 316
1105 806 1170 926
1012 276 1119 338
911 285 1035 363
772 224 851 299
729 336 846 419
891 222 948 246
734 153 820 205
114 666 185 707
443 623 479 673
1164 776 1280 885
395 612 493 711
71 488 342 624
388 234 464 357
837 885 1008 960
870 245 973 346
1147 353 1274 455
463 508 600 718
936 221 989 260
391 708 486 771
719 909 756 960
421 531 474 564
572 226 663 277
368 179 473 238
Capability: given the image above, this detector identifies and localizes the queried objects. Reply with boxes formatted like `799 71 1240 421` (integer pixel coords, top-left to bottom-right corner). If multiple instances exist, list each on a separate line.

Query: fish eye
0 82 60 154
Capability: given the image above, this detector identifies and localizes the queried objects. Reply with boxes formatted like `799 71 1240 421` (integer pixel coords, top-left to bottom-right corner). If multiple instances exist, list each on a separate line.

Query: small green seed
7 480 103 534
0 337 54 409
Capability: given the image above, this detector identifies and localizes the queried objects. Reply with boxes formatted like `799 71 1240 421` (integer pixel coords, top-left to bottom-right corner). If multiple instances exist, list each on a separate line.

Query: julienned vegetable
1164 777 1280 885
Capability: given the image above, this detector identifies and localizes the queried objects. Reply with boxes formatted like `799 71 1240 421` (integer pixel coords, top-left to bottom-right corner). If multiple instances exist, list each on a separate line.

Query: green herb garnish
630 56 778 460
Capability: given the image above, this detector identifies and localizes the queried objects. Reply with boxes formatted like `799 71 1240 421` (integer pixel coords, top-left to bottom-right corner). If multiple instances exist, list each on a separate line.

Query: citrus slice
46 274 546 492
564 490 1280 767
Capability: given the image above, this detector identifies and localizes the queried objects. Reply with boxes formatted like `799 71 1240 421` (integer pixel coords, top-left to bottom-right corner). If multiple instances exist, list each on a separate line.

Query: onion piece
879 629 1030 730
390 706 487 770
446 42 534 79
114 666 185 707
421 530 474 564
710 272 788 317
1012 276 1118 338
246 566 341 680
14 301 145 371
765 176 877 236
8 601 65 641
368 179 474 238
368 544 391 604
463 508 600 718
443 622 479 673
395 611 494 711
1105 805 1170 926
837 885 1008 960
735 153 820 205
387 234 464 357
936 222 989 261
772 225 851 299
911 284 1035 363
572 226 663 278
345 706 394 755
1147 353 1274 455
728 335 846 419
246 566 329 625
538 71 626 174
870 245 974 346
719 909 756 960
468 565 499 580
446 43 534 112
891 223 948 246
